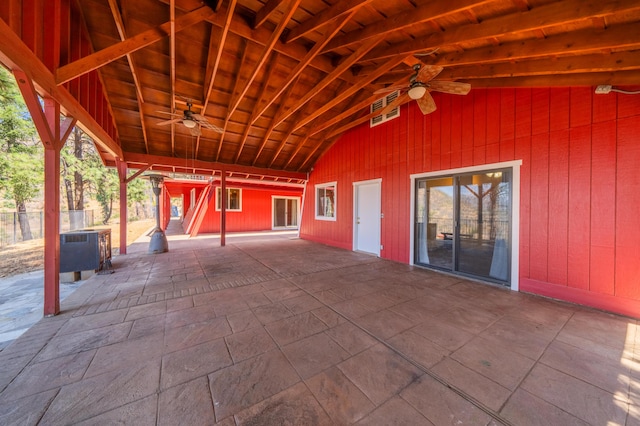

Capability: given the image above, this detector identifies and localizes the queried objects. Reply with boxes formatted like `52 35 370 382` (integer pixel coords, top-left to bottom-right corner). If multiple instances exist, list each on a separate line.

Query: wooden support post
44 98 62 316
220 170 226 247
116 159 128 255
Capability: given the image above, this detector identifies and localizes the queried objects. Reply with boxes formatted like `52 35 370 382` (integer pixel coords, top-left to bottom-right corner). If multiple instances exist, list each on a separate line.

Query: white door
354 180 381 255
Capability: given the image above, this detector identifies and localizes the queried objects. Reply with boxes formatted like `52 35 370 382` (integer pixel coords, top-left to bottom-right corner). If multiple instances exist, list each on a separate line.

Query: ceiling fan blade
416 65 443 83
157 118 183 126
157 111 182 117
193 114 224 133
374 84 406 95
429 80 471 95
416 91 437 115
189 125 202 137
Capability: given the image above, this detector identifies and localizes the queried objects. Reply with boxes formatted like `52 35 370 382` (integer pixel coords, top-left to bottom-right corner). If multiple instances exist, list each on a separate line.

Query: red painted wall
165 181 303 234
300 87 640 317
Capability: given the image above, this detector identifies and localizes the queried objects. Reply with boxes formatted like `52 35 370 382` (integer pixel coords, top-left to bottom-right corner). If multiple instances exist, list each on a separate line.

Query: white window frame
215 187 242 212
315 182 337 221
370 90 400 127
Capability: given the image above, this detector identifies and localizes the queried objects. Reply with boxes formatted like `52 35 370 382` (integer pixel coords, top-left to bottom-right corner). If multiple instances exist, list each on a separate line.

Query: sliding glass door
415 169 512 285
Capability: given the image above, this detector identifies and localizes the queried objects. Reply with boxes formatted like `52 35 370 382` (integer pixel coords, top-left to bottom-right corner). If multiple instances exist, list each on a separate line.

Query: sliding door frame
410 160 522 291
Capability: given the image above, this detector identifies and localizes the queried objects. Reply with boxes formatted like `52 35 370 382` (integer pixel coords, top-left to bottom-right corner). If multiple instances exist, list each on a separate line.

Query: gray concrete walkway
0 223 638 425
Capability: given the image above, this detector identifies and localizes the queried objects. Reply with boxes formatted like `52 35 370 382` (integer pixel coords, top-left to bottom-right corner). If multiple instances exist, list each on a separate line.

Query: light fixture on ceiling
408 83 427 100
182 118 197 128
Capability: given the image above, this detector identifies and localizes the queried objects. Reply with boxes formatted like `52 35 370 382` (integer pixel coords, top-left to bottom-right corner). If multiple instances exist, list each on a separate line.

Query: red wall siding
300 87 640 317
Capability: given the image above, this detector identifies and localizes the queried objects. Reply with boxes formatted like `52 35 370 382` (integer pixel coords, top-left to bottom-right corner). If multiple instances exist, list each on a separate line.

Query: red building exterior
300 87 640 318
163 179 303 236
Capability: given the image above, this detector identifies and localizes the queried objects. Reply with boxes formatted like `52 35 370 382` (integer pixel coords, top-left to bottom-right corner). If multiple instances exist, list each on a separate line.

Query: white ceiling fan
157 101 223 136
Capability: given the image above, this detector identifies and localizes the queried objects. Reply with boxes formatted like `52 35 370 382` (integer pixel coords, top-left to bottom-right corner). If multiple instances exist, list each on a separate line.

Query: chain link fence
0 210 95 248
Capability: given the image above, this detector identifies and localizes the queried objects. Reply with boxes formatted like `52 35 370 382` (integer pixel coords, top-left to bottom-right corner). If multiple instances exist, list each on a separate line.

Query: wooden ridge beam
55 6 215 85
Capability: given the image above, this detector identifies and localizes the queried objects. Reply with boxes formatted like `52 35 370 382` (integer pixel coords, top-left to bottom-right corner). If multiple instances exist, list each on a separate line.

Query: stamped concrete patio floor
1 232 639 425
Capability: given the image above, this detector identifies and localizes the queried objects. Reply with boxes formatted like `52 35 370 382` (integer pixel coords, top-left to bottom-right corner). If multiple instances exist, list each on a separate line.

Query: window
216 187 242 211
370 90 400 127
315 182 336 221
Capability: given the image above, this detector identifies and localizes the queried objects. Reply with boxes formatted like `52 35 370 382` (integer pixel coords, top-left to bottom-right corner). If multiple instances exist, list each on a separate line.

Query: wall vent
370 91 400 127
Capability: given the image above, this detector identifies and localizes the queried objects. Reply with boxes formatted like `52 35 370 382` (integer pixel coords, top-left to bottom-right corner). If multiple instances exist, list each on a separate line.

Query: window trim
315 182 337 221
215 187 242 212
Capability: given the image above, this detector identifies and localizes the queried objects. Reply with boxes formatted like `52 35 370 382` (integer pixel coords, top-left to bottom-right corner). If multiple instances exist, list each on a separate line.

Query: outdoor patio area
0 228 638 425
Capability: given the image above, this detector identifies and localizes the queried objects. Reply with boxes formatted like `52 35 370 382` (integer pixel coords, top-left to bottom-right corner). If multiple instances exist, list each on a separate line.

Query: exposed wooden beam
235 53 280 163
323 0 494 53
254 76 300 166
273 34 384 129
438 51 640 81
364 0 640 62
107 0 149 154
284 0 374 43
328 93 410 139
198 0 237 159
462 70 640 88
55 6 215 84
123 152 307 180
423 22 640 69
308 91 386 137
250 10 356 126
226 0 301 118
253 0 285 29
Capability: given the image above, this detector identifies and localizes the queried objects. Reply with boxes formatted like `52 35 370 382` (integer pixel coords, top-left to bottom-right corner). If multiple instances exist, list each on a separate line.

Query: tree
0 67 41 241
61 127 96 229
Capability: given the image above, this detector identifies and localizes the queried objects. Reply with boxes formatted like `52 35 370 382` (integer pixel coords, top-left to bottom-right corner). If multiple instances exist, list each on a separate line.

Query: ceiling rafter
293 54 409 132
328 93 410 139
253 0 285 29
253 75 301 166
56 6 215 85
272 33 384 129
363 0 640 63
226 0 302 119
322 0 495 54
422 22 640 69
284 0 375 43
215 40 249 162
196 0 237 159
440 51 640 81
234 52 280 163
250 9 357 126
107 0 149 154
267 105 313 168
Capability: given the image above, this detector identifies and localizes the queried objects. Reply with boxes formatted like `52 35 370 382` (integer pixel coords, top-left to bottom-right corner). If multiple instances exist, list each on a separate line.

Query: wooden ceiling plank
284 0 375 43
323 0 494 53
250 9 357 126
226 0 301 118
364 0 640 62
169 0 177 156
293 54 409 132
55 6 215 85
273 33 384 129
253 0 285 29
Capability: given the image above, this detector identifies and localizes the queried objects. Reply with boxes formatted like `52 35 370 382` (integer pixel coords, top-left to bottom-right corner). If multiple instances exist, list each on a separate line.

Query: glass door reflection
415 177 454 271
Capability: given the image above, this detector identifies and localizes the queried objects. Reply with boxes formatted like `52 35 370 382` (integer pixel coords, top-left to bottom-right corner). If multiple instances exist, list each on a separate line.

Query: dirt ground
0 219 155 278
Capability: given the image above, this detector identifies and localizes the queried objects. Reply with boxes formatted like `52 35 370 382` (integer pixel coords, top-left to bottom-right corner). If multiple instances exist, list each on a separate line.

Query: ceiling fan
375 64 471 115
157 102 223 136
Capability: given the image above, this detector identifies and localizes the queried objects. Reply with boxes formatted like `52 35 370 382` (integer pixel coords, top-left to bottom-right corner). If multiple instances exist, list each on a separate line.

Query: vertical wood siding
300 87 640 317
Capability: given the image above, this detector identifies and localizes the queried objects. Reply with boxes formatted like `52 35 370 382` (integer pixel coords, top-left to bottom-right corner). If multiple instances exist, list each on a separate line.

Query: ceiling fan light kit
408 84 427 100
182 118 197 128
